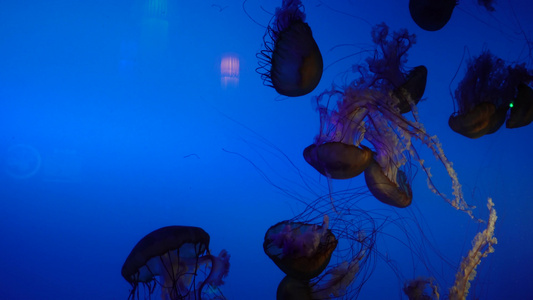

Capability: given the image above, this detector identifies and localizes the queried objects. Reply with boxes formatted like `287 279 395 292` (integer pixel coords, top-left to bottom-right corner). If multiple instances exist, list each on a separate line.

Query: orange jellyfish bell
409 0 457 31
364 158 413 208
303 142 373 179
448 102 508 138
264 219 337 280
257 0 323 97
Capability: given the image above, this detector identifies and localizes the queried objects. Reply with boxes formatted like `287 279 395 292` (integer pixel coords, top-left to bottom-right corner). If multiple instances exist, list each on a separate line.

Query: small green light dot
510 102 514 108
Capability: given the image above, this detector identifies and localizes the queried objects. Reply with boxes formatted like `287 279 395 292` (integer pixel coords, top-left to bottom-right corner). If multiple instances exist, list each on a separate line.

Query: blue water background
1 0 532 299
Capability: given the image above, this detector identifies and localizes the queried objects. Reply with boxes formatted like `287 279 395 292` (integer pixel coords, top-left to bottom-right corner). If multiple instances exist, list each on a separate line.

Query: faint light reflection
221 54 240 89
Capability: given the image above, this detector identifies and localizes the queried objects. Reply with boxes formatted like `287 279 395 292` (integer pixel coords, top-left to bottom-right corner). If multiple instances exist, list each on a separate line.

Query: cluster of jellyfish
263 196 378 299
251 0 530 299
449 50 533 138
120 0 531 299
409 0 533 138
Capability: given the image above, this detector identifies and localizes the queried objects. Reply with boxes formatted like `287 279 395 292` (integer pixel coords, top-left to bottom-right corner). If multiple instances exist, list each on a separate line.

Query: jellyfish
306 23 469 213
303 142 373 180
449 50 533 138
276 255 363 300
257 0 323 97
264 210 372 299
409 0 457 31
122 226 230 300
303 25 426 179
403 277 439 300
229 131 467 299
506 83 533 128
264 216 337 280
394 65 428 114
366 23 428 113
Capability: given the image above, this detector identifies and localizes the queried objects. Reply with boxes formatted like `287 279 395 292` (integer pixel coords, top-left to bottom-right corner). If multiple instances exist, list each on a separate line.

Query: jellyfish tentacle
122 226 229 300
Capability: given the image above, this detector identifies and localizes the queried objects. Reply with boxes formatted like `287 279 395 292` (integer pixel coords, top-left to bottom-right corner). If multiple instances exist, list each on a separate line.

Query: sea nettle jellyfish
409 0 499 32
304 23 427 182
122 226 230 300
264 207 375 300
450 50 533 138
305 23 470 215
257 0 323 97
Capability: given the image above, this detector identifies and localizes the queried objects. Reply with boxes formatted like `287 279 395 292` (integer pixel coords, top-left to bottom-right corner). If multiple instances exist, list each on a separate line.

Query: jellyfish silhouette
507 83 533 128
449 50 533 138
303 142 373 179
122 226 230 300
264 218 338 280
257 0 323 97
394 65 428 114
304 24 428 187
306 23 470 214
264 215 367 299
365 158 413 208
409 0 456 31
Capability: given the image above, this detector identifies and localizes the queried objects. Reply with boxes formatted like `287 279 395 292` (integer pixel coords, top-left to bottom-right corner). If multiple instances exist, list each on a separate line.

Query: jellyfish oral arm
312 252 364 298
196 249 231 297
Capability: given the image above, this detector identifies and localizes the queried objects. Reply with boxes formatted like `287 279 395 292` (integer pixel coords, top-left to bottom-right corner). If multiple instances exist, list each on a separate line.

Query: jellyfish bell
122 225 230 300
257 0 323 97
409 0 457 31
364 158 413 208
270 20 323 97
448 102 507 138
264 218 338 280
276 276 312 300
506 83 533 128
393 65 428 114
365 23 427 112
276 256 365 300
403 277 440 300
303 142 373 179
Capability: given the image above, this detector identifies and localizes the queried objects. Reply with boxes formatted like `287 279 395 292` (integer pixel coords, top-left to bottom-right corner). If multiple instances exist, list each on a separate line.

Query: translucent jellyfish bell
257 0 323 97
364 158 413 208
122 226 230 300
